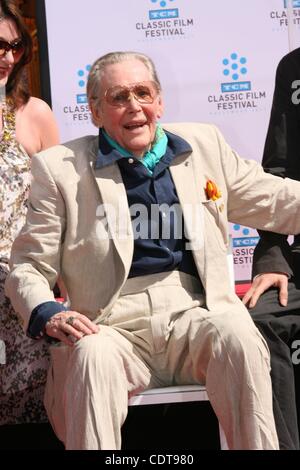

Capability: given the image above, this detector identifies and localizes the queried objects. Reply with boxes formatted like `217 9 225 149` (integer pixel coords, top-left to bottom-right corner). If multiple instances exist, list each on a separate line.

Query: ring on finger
65 315 75 326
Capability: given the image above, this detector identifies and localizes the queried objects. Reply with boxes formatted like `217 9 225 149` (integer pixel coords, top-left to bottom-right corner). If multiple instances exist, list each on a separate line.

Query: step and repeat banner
43 0 300 282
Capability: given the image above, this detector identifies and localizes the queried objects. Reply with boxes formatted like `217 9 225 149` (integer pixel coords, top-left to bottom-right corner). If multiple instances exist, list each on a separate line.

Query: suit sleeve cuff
27 301 67 340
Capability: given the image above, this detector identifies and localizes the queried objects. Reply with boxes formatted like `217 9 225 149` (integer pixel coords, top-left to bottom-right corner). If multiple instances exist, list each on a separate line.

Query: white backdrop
44 0 300 282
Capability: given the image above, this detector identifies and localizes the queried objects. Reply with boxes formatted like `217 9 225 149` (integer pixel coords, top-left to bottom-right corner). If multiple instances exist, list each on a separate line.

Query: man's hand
45 311 99 346
242 272 289 309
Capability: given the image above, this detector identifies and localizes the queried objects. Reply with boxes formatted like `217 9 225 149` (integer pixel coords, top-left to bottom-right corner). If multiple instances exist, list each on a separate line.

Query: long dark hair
0 0 33 108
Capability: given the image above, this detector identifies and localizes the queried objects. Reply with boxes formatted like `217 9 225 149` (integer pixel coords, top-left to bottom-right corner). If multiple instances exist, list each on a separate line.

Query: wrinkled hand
45 311 99 346
242 272 289 309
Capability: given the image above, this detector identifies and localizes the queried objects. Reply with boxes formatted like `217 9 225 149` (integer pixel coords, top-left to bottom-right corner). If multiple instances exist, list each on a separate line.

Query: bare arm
16 97 60 155
35 99 60 150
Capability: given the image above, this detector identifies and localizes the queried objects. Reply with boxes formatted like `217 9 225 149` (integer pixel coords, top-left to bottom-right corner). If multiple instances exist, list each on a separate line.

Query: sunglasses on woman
104 81 159 107
0 39 25 61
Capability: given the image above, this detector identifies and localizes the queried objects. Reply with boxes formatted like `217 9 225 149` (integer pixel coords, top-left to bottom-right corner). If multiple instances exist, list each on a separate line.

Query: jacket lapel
91 160 134 280
170 153 206 285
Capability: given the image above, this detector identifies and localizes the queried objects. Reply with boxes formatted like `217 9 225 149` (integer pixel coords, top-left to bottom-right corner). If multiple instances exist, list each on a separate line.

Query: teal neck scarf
102 124 168 175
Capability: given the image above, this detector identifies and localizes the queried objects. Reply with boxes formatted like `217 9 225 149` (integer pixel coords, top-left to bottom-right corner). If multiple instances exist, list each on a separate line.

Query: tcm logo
233 237 259 247
284 0 300 7
149 0 179 19
221 52 251 93
76 65 91 104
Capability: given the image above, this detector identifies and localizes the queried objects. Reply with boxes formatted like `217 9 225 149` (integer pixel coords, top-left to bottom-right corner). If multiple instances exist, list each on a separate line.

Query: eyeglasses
103 81 159 107
0 39 25 61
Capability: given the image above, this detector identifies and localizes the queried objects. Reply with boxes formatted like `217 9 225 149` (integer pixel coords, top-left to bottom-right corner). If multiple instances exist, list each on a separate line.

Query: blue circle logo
77 65 91 88
233 224 250 236
222 53 248 81
151 0 175 7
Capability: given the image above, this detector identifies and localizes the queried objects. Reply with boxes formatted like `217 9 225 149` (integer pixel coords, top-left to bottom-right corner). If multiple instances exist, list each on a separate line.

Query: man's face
91 59 164 157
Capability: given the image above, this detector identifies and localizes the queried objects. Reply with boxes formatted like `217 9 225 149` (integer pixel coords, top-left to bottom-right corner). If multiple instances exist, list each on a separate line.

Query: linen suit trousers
44 271 279 450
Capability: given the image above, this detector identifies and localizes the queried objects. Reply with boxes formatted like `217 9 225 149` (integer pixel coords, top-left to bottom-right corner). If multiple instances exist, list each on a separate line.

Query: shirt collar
94 128 192 170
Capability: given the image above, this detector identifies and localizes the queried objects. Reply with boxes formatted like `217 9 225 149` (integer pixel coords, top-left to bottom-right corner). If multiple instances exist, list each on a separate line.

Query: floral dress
0 99 50 424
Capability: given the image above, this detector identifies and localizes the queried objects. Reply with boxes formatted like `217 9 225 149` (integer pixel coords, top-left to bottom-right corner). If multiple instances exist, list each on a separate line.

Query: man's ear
156 95 164 120
90 100 103 127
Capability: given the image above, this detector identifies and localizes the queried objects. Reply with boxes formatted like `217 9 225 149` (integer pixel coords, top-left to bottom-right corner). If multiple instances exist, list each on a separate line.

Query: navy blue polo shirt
27 129 200 339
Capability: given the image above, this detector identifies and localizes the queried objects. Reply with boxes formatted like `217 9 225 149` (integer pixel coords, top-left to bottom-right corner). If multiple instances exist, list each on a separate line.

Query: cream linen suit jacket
6 123 300 330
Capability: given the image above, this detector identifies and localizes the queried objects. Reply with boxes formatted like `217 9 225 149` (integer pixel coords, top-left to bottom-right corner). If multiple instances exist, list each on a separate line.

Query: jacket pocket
202 198 229 250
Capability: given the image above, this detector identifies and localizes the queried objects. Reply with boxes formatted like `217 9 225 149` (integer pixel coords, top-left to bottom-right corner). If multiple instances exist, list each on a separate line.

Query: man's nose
127 91 142 109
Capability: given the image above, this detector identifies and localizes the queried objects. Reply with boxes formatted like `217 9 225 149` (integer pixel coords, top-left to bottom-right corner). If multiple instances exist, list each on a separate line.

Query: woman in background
0 0 59 424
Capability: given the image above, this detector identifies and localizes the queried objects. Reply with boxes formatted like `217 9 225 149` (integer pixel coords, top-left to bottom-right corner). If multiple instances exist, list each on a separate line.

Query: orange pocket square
205 180 222 201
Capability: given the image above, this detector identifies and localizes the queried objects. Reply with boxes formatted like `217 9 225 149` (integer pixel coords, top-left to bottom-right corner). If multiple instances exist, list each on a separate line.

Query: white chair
128 384 228 450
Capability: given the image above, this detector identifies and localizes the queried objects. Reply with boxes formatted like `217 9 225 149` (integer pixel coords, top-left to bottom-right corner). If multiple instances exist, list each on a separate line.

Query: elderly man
7 50 300 451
